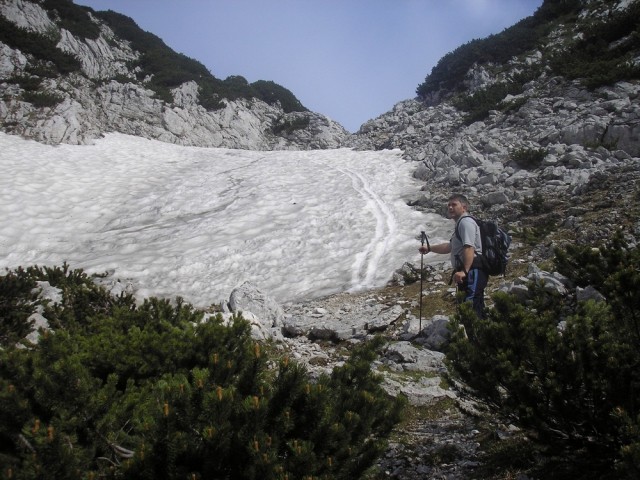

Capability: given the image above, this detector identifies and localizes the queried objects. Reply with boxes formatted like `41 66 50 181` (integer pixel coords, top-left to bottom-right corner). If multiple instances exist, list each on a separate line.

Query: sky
73 0 543 133
0 132 452 307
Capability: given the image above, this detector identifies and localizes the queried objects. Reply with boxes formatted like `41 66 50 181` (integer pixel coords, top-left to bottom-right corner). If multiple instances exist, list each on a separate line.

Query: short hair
448 193 469 208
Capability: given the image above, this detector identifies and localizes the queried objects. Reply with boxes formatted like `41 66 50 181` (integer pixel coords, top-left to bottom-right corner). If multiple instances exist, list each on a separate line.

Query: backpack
455 216 512 276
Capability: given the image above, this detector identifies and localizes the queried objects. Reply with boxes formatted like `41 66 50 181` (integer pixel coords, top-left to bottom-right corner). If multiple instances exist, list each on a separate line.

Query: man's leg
465 268 488 318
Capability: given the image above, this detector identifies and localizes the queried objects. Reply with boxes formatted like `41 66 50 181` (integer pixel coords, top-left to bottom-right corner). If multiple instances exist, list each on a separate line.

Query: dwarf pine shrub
446 232 640 478
549 0 640 88
0 16 82 74
452 81 525 125
41 0 101 40
272 116 311 135
22 91 65 108
0 265 404 479
510 147 547 170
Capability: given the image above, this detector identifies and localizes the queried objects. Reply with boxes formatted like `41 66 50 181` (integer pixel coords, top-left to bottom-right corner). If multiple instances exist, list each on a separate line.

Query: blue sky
74 0 543 132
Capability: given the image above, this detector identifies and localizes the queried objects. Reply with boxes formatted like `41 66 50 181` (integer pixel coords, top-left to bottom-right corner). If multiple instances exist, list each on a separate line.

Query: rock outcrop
343 1 640 234
0 0 348 149
347 79 639 214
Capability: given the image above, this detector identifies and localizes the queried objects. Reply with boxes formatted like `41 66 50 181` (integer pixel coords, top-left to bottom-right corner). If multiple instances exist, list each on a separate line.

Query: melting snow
1 132 450 306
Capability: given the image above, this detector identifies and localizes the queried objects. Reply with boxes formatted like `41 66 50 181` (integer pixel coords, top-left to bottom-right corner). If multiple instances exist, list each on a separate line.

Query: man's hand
418 245 429 254
453 270 466 284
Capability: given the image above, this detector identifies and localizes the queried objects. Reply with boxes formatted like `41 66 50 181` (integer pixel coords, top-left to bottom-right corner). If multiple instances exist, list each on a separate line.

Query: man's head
447 194 469 220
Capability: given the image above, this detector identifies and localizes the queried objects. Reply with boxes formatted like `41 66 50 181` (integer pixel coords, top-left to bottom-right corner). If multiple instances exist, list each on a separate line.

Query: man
419 194 487 318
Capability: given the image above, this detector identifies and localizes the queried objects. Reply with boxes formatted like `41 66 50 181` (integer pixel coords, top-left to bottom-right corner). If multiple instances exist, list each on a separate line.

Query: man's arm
460 245 475 272
452 245 476 284
419 242 451 255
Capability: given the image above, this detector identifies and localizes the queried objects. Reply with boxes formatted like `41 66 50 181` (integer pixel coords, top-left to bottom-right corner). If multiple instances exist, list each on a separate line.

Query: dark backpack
455 216 512 276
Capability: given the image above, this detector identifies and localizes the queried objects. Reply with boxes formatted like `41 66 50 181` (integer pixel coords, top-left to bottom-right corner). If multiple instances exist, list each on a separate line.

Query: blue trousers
458 267 488 319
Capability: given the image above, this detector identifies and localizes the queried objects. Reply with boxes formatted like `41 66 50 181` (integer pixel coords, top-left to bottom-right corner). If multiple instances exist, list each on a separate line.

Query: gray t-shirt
450 214 482 269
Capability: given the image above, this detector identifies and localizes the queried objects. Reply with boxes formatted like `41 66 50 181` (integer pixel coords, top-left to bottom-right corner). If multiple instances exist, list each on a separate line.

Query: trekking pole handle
421 231 430 250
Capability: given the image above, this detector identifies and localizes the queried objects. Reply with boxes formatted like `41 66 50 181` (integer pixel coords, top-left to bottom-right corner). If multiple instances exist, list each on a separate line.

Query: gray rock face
0 0 55 33
346 20 640 219
0 0 348 149
383 341 446 373
347 76 640 214
382 342 456 406
415 315 452 351
201 281 287 341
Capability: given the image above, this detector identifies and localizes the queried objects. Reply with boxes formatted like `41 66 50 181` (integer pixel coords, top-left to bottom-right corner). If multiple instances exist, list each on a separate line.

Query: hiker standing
418 194 488 319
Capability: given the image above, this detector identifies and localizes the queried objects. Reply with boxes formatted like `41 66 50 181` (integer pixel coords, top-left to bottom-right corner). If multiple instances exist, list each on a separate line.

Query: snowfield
1 132 450 306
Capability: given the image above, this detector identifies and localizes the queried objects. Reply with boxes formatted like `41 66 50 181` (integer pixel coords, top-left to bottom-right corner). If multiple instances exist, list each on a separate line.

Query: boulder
576 285 606 303
415 315 451 351
383 341 446 373
227 281 284 340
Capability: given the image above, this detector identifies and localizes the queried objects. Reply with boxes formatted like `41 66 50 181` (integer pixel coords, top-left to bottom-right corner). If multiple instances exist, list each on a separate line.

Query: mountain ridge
0 0 348 148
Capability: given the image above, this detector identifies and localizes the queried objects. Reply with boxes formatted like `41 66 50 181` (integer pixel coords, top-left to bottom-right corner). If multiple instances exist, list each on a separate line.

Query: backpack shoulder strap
454 215 478 241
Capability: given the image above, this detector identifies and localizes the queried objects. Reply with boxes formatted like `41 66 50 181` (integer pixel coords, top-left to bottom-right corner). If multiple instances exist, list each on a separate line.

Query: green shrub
22 90 65 108
41 0 101 40
0 16 82 74
252 80 308 113
520 191 546 215
518 220 558 246
9 74 43 92
0 267 39 346
500 95 529 115
272 116 311 135
549 1 640 88
452 81 525 124
551 46 640 89
446 233 640 477
510 147 547 170
25 62 59 79
584 136 620 151
217 75 268 104
0 265 404 479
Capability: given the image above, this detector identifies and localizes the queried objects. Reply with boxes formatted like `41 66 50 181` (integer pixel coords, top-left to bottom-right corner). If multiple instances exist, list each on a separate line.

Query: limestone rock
0 0 348 150
228 281 284 329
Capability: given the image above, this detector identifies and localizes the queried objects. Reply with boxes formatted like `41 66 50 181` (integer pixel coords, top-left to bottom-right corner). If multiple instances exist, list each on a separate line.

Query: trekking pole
419 231 430 332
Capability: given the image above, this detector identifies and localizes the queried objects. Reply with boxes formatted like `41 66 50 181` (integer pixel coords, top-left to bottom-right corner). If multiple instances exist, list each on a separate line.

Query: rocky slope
348 78 639 215
0 0 348 148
